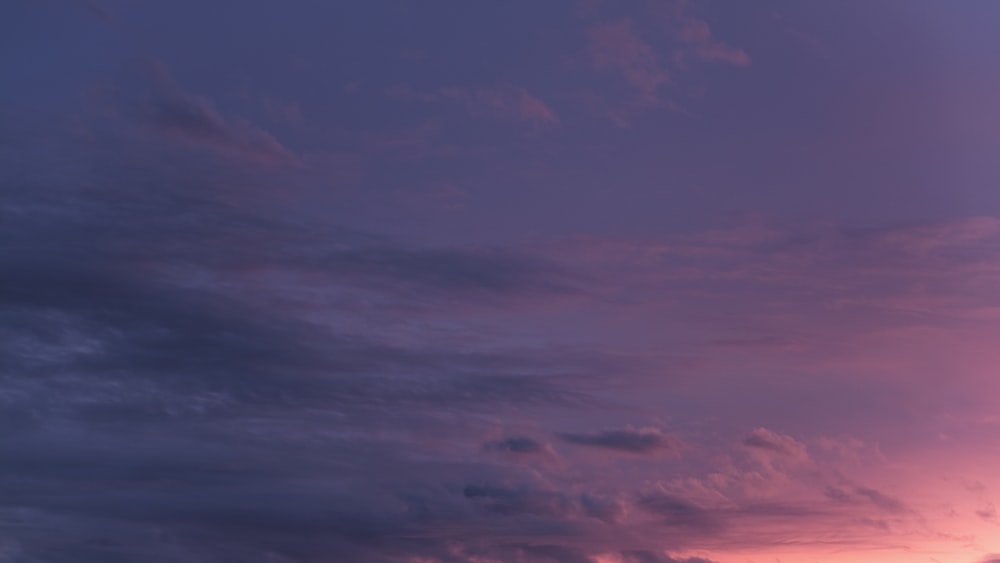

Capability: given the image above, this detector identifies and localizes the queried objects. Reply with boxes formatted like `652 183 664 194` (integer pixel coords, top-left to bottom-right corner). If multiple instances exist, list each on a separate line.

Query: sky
4 0 1000 562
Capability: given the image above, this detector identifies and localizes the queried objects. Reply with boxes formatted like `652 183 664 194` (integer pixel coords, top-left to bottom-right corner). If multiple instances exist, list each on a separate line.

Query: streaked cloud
559 426 681 454
743 428 810 463
388 84 559 126
148 62 298 164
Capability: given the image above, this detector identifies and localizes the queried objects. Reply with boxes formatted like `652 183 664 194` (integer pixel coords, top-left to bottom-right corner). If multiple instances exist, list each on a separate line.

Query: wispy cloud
636 492 721 531
589 18 669 107
743 428 810 463
559 426 681 454
147 62 299 164
0 136 606 562
853 486 907 513
463 483 577 518
484 436 550 454
388 84 559 126
976 502 997 522
261 96 303 125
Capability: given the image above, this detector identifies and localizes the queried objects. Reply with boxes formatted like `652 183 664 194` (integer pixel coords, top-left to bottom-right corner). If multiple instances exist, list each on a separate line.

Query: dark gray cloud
458 543 597 563
512 545 596 563
0 134 612 562
484 436 549 454
635 493 721 531
580 493 625 524
823 486 852 503
976 503 997 521
822 485 906 514
1 201 583 428
853 487 906 513
559 427 680 454
621 551 718 563
463 484 576 518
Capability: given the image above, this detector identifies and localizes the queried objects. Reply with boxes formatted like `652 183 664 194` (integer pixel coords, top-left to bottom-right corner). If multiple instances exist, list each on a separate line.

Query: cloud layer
7 1 1000 562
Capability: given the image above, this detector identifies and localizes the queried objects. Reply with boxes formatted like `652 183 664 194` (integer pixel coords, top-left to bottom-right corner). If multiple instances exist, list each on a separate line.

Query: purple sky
5 1 1000 562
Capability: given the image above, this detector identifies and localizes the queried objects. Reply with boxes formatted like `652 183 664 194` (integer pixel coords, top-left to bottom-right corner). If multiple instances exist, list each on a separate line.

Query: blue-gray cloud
559 427 680 454
484 436 549 454
0 135 611 562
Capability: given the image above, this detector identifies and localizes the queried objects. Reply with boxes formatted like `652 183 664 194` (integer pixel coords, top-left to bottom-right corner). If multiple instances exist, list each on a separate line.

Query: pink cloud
676 16 750 67
874 216 1000 255
579 3 749 125
589 18 669 107
515 88 560 124
743 427 810 464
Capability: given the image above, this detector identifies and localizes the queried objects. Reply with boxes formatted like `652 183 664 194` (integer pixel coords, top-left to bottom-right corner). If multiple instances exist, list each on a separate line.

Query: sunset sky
5 1 1000 562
